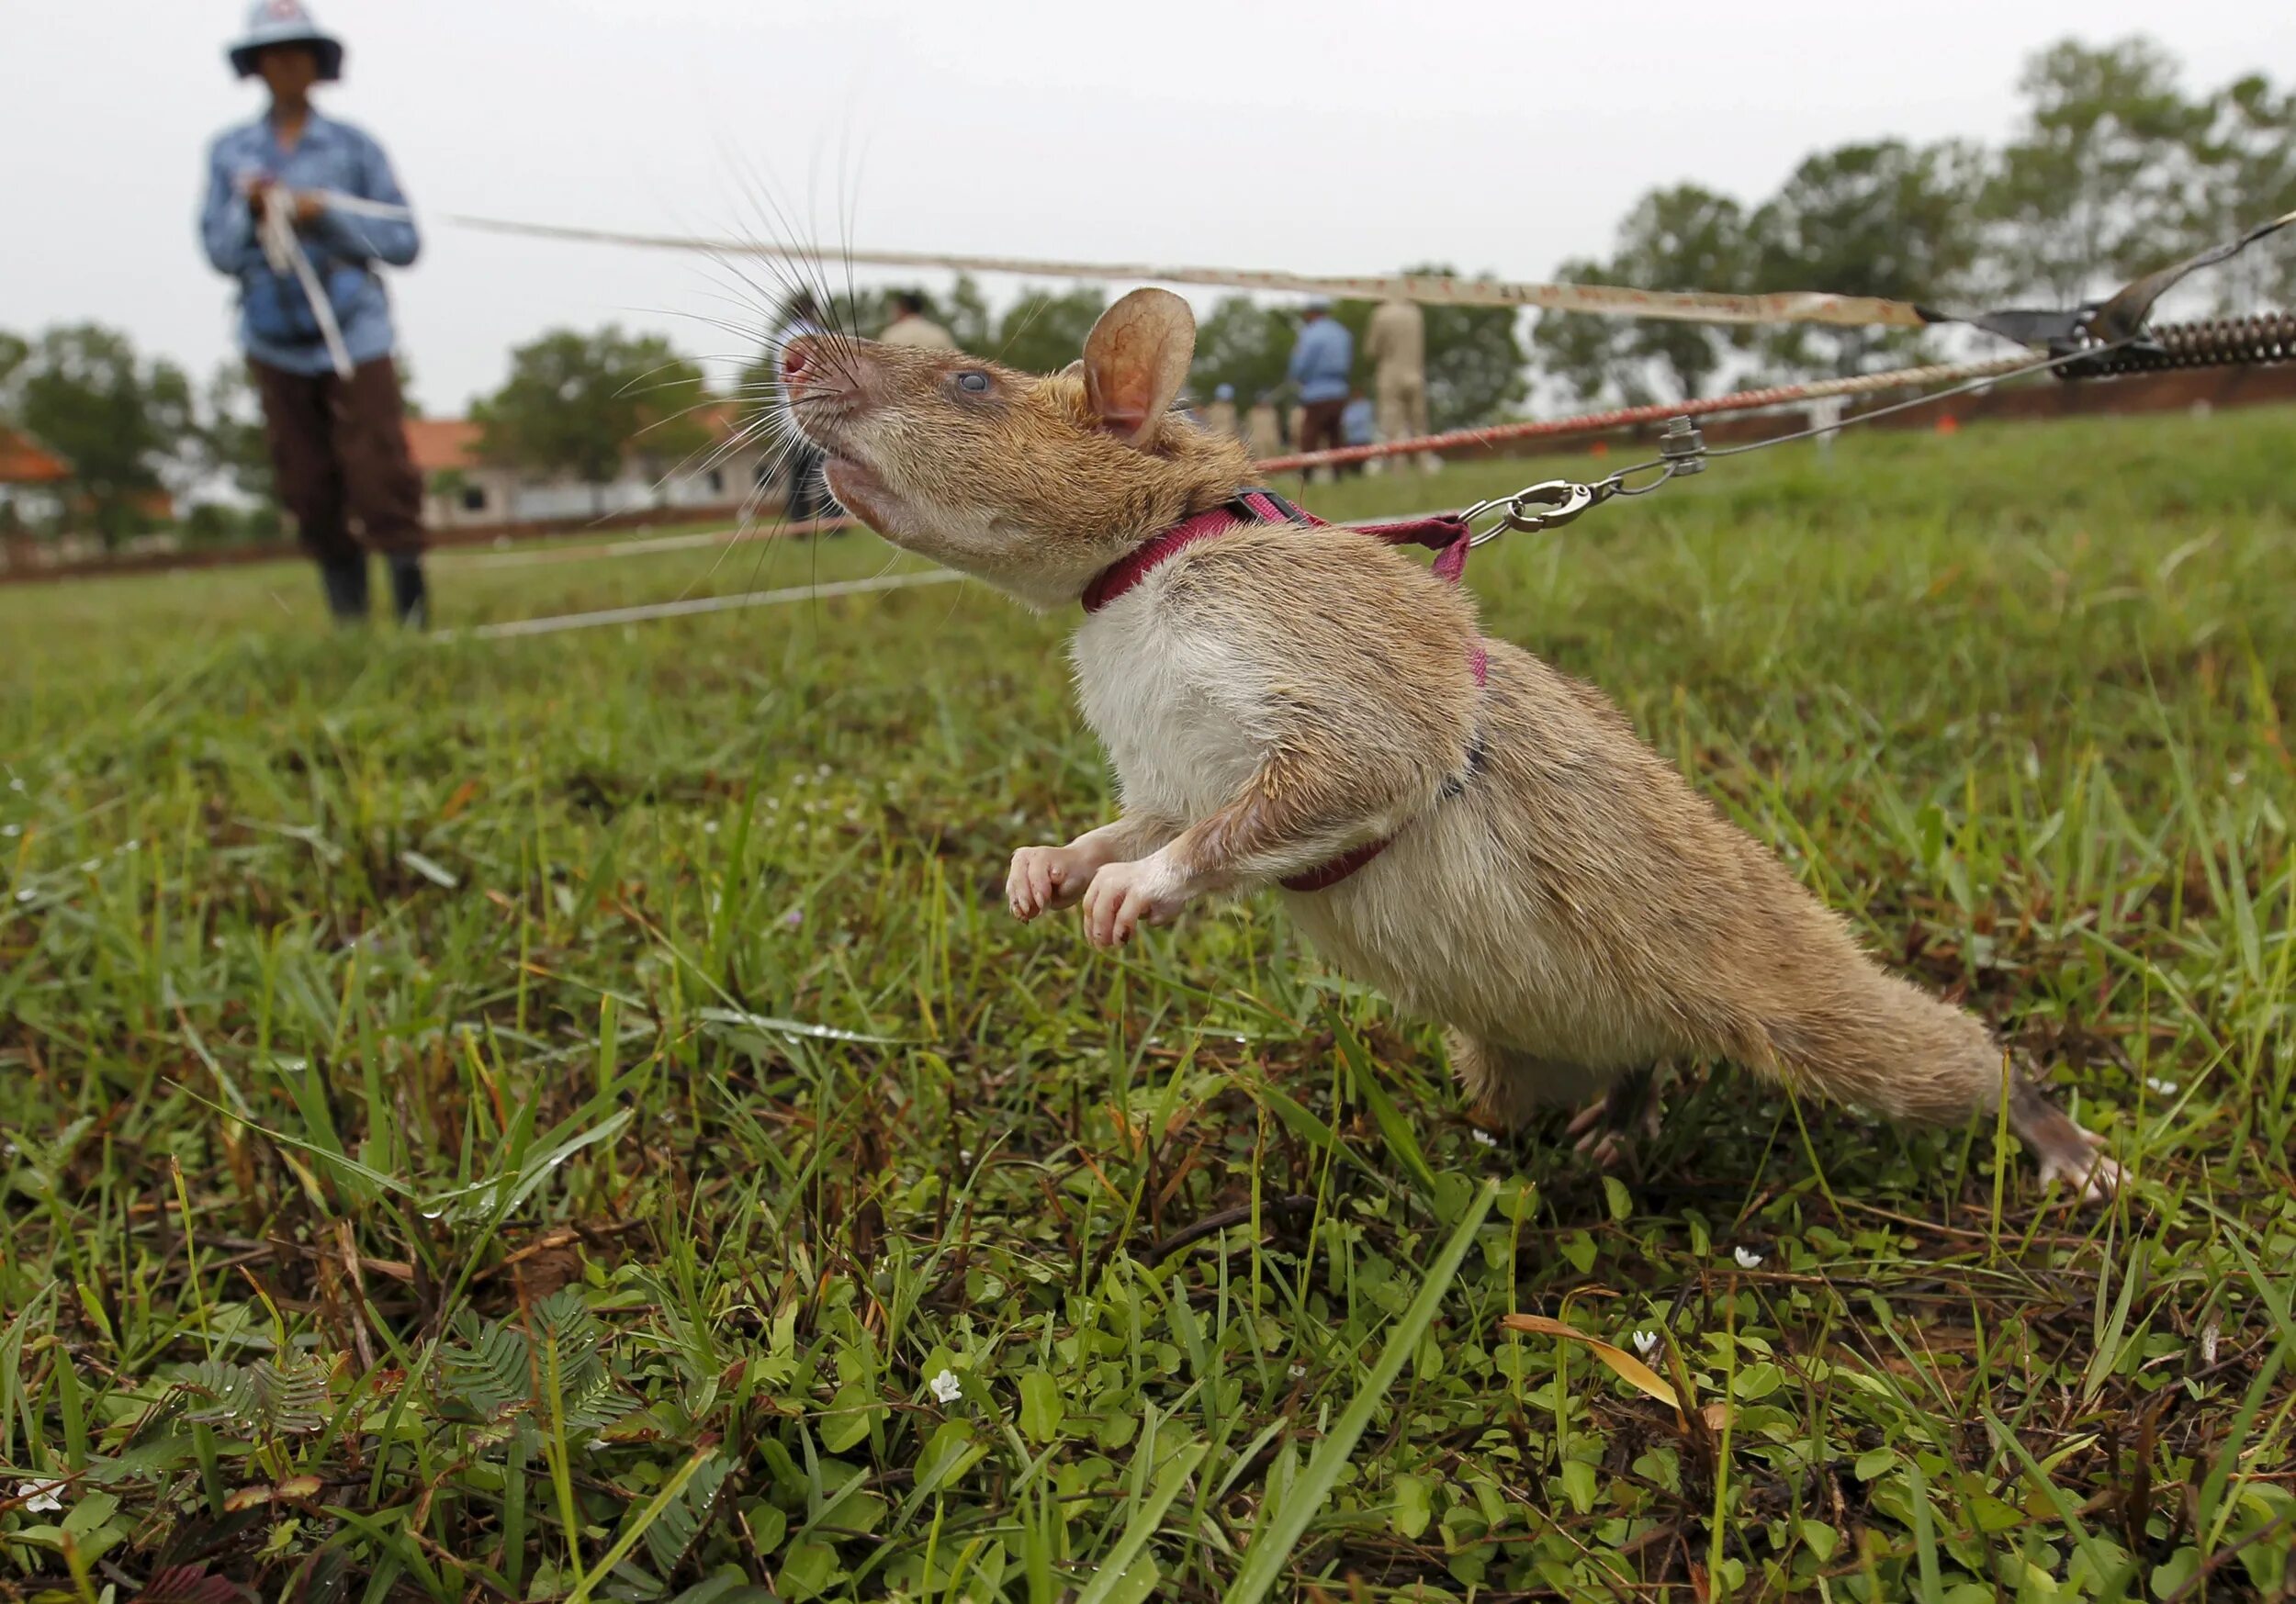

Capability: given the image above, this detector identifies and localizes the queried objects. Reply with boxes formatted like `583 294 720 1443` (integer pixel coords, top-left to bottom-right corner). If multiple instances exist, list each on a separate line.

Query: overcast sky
6 1 2289 413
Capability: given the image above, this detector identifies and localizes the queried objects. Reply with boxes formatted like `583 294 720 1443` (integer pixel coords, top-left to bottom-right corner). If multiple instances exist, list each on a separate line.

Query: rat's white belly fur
1072 596 1667 1090
1071 578 1268 823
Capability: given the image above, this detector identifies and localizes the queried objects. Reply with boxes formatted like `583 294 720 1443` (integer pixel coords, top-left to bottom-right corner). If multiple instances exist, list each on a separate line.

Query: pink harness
1081 488 1488 892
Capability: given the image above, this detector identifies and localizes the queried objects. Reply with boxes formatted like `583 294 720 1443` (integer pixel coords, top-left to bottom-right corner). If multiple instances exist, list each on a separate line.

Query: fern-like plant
436 1288 636 1434
176 1355 331 1438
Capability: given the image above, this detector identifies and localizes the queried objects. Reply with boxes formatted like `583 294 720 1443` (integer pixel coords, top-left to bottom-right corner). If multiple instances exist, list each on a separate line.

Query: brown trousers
1298 398 1349 458
251 356 426 557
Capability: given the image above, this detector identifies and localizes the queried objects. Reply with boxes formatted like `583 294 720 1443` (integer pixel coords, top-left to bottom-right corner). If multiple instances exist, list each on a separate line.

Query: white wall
421 443 774 528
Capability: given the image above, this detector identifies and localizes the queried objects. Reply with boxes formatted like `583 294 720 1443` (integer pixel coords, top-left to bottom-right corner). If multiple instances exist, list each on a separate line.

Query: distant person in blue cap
200 0 432 625
1286 297 1354 481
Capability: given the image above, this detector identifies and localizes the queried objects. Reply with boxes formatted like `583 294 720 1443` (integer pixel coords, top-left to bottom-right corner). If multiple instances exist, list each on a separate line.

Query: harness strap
1080 488 1488 893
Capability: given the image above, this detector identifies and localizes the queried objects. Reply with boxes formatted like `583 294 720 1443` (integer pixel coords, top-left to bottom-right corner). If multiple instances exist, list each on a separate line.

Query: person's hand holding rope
245 175 323 228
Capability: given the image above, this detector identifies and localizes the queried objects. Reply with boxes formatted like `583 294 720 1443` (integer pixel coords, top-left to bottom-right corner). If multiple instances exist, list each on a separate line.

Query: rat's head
779 287 1252 610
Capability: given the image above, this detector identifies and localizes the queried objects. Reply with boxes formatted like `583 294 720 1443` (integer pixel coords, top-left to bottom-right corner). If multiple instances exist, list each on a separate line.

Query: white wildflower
14 889 33 903
2144 1076 2178 1095
1289 1363 1307 1380
929 1369 962 1404
1632 1330 1660 1359
1733 1246 1764 1270
7 779 24 792
0 824 17 836
1469 1128 1500 1148
703 820 719 834
15 1478 64 1513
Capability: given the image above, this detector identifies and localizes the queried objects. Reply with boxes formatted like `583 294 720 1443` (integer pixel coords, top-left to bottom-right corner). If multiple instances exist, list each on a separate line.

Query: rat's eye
956 370 991 394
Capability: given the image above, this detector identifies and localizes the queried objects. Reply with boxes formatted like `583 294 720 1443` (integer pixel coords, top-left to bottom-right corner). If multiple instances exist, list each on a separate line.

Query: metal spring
2061 311 2296 377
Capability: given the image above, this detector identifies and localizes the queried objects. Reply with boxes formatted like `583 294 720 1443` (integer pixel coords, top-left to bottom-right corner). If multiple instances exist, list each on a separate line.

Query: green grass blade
1222 1179 1496 1604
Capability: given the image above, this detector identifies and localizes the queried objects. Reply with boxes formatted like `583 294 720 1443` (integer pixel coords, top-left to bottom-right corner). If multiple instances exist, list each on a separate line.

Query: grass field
3 407 2293 1601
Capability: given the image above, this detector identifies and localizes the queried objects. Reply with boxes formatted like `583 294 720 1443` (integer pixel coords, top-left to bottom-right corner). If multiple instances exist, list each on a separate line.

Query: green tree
992 286 1108 375
393 353 423 419
2197 73 2296 307
1615 188 1755 399
1190 296 1298 408
1979 39 2214 305
1529 259 1648 408
473 327 711 515
1752 140 1981 376
946 274 995 353
195 361 273 504
4 324 195 546
1532 193 1751 406
765 286 892 347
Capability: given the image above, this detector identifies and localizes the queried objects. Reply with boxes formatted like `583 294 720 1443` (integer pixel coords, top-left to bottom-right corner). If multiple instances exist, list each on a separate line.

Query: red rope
1252 354 2032 474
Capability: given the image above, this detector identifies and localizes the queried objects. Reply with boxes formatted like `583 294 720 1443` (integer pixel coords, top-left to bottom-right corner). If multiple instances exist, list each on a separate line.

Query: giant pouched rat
778 286 2119 1199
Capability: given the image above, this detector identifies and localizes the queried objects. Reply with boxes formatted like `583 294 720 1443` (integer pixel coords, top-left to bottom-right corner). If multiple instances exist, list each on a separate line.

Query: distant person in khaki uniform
1244 398 1283 462
1202 383 1240 442
880 290 956 351
1366 296 1442 472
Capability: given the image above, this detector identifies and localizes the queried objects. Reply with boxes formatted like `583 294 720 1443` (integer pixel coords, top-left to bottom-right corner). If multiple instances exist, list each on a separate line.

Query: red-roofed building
405 417 519 528
1 426 74 531
403 417 482 475
0 427 72 487
406 409 771 529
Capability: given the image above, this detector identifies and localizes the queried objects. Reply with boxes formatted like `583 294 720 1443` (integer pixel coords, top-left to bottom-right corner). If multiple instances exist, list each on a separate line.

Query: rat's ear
1082 288 1196 449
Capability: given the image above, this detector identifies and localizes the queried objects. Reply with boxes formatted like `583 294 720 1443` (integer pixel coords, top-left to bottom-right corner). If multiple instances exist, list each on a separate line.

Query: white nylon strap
253 188 414 380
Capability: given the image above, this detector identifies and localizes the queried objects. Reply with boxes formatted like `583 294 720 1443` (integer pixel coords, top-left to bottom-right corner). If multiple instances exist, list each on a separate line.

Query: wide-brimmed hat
227 0 345 82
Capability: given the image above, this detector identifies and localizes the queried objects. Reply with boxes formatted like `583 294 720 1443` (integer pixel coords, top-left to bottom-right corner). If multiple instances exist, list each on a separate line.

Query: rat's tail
1744 961 2116 1195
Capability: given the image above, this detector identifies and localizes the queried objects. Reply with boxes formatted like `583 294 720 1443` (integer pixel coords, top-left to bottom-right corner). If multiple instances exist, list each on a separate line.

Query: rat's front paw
1007 845 1094 921
1080 856 1187 948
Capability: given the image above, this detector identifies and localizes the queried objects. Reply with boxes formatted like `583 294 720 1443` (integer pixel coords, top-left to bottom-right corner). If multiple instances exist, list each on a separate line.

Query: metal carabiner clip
1465 480 1598 545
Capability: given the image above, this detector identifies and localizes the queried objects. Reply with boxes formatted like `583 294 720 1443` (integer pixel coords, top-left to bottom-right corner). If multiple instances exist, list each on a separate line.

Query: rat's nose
781 337 817 392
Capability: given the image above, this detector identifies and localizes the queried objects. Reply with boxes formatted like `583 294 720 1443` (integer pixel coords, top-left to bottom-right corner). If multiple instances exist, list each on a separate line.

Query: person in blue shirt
200 1 431 625
1286 297 1355 477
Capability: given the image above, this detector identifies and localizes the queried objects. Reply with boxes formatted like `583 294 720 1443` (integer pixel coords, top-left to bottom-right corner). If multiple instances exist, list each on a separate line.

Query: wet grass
2 406 2292 1600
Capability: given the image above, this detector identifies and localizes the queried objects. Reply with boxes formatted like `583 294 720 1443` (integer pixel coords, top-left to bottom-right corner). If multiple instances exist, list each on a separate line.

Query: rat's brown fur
781 288 2118 1198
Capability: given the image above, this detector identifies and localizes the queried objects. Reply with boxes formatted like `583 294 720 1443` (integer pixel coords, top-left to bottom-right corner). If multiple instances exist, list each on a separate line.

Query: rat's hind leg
2006 1071 2122 1199
1446 1030 1618 1136
1563 1062 1674 1169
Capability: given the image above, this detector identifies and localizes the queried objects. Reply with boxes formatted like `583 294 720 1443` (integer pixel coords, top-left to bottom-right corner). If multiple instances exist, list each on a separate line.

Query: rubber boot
319 553 370 623
387 552 428 629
